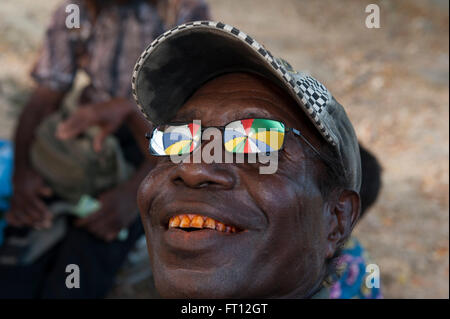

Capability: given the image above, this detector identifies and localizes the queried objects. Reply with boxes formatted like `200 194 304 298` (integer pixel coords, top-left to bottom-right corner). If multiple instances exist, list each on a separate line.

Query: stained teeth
168 214 238 233
179 215 191 228
215 222 225 232
190 216 204 228
169 216 180 228
204 218 216 229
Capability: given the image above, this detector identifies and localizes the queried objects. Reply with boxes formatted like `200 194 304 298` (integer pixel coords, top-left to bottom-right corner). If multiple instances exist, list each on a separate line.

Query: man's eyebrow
172 108 283 124
234 111 270 119
230 109 280 122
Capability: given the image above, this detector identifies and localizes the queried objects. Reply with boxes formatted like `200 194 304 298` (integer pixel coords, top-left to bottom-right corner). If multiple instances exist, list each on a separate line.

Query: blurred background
0 0 448 298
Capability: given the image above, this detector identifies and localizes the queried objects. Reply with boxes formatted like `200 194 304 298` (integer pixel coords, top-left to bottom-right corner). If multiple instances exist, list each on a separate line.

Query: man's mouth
168 214 239 233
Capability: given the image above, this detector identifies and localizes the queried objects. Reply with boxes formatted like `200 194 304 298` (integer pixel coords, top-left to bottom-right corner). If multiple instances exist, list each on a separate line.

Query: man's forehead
190 73 289 102
174 73 298 122
173 98 277 124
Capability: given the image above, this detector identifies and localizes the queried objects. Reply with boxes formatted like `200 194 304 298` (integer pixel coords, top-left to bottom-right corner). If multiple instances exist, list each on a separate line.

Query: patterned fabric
328 237 383 299
223 119 285 154
32 0 210 103
295 75 329 114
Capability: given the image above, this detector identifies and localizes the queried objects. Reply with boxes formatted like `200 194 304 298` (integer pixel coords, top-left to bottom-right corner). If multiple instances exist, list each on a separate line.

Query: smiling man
132 21 362 298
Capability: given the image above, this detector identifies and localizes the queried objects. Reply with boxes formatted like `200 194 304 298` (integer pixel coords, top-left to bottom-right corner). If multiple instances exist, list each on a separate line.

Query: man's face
138 73 333 298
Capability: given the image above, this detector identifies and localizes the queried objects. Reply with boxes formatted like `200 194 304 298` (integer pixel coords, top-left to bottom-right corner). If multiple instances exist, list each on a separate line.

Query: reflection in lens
154 123 201 155
224 119 285 154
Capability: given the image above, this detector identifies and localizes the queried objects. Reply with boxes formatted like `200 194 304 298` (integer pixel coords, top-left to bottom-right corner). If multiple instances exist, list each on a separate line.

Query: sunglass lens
224 119 285 154
150 123 201 155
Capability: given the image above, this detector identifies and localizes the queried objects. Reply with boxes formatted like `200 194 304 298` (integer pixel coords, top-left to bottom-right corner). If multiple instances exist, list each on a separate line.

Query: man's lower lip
161 228 246 253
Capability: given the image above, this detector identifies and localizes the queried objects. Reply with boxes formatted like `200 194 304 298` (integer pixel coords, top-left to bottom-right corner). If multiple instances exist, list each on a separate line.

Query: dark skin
137 72 360 298
6 85 153 241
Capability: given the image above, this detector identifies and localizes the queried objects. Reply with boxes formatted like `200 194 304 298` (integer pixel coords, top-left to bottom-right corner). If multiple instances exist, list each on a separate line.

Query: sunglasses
146 118 327 160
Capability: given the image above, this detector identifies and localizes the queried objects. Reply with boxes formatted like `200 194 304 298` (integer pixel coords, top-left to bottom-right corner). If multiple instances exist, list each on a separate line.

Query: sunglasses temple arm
290 128 319 156
290 128 337 166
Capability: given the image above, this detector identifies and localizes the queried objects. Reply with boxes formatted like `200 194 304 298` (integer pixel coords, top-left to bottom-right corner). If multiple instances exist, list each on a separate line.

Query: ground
0 0 448 298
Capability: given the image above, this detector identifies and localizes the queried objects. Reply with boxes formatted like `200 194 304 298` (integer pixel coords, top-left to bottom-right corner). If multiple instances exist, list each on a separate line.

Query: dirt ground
0 0 448 298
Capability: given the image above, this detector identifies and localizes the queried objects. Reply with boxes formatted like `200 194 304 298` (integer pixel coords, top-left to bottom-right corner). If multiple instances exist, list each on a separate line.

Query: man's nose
170 163 236 190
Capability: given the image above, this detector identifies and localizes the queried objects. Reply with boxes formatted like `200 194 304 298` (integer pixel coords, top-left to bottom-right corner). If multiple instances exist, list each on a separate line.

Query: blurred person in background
0 0 210 298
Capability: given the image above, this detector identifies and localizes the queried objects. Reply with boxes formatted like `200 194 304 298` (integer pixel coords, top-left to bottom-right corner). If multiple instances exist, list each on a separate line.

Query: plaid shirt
31 0 210 103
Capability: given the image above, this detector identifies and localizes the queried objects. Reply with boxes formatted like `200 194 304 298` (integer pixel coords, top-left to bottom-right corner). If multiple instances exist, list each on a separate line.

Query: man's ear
325 190 361 259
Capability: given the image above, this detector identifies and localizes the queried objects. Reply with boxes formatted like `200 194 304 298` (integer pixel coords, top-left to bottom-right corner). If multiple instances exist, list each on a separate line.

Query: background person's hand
74 185 138 242
5 167 53 229
56 98 134 152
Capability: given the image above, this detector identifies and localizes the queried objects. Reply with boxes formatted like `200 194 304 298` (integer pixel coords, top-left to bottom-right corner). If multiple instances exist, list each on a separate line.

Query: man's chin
152 265 243 299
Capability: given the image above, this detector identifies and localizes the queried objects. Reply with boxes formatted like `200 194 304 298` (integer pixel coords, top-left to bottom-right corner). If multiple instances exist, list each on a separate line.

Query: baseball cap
131 21 361 191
